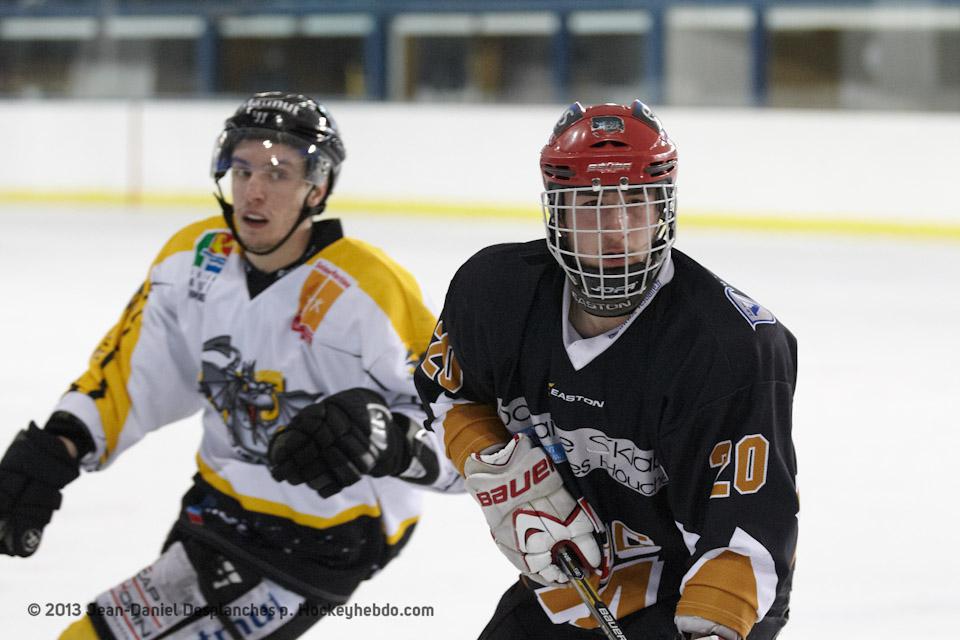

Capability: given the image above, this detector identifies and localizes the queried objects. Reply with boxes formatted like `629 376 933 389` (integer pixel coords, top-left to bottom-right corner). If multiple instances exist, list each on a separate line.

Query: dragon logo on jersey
723 284 776 330
199 336 320 463
292 260 352 344
189 230 236 301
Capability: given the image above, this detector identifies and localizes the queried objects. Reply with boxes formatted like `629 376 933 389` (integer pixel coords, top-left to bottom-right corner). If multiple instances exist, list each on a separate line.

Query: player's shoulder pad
670 249 797 381
313 236 435 356
451 239 551 297
441 239 552 345
315 236 427 303
152 215 234 268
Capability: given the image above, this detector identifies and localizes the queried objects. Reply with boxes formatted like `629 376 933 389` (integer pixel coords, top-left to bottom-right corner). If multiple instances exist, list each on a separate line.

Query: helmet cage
542 179 677 314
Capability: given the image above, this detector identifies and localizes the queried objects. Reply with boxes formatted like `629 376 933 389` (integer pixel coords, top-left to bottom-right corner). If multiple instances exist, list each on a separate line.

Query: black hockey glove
0 422 81 556
268 388 435 498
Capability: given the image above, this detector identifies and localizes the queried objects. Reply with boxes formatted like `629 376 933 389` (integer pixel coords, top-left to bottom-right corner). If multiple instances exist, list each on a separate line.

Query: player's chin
236 227 277 252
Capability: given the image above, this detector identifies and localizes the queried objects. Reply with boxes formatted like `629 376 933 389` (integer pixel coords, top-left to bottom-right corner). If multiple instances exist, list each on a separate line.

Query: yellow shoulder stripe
316 237 436 360
71 215 232 462
153 215 231 266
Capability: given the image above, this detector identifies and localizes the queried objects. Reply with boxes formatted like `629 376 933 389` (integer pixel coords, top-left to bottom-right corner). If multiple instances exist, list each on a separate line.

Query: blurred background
2 0 959 108
1 1 958 639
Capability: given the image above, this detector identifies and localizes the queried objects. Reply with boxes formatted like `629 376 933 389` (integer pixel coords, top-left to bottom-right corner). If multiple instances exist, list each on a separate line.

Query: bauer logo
474 457 554 507
724 285 777 330
21 528 41 554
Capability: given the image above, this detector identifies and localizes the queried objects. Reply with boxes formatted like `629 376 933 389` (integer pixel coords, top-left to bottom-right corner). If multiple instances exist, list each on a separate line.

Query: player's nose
245 172 268 200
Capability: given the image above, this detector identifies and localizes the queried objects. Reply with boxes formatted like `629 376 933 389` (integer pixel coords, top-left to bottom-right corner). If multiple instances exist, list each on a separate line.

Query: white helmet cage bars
541 177 677 317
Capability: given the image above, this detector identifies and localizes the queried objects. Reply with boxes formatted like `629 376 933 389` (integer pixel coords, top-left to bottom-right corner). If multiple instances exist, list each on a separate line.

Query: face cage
210 128 333 188
541 182 677 303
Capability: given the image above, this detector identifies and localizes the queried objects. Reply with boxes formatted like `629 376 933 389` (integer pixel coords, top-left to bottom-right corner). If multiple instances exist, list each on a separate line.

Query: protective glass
210 127 333 188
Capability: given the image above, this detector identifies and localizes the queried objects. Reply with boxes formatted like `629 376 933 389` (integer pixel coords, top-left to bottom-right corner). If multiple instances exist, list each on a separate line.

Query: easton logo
475 458 554 506
549 384 605 408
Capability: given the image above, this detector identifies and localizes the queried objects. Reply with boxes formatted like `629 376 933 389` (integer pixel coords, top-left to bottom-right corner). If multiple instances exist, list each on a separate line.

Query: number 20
709 434 769 498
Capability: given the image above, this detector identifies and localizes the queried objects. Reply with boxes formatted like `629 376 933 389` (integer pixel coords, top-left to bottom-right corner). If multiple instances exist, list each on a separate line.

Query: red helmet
539 100 678 318
540 100 677 189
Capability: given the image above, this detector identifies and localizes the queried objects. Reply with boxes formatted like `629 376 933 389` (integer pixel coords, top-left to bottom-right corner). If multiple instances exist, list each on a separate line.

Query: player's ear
306 179 328 208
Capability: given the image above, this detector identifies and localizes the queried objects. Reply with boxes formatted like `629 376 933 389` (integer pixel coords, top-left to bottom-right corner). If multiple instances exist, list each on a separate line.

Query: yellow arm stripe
316 237 437 360
196 454 384 530
442 403 510 475
676 550 759 639
71 282 149 463
70 216 230 462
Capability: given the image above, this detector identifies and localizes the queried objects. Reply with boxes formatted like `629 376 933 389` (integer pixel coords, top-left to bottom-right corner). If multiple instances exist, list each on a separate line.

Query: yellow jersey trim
195 454 383 529
385 514 420 546
315 237 437 360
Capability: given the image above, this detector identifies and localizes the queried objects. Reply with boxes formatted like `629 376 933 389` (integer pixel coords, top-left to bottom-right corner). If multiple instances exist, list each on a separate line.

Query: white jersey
57 215 459 550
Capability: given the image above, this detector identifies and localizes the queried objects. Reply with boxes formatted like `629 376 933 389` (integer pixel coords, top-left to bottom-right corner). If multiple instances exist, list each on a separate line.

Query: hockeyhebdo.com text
28 600 435 621
296 601 435 619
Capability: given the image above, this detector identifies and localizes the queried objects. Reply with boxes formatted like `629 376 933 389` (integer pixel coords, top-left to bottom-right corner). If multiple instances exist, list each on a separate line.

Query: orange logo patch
292 261 351 344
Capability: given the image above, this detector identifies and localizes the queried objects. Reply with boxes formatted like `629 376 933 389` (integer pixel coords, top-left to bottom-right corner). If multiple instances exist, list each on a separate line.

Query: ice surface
1 206 957 639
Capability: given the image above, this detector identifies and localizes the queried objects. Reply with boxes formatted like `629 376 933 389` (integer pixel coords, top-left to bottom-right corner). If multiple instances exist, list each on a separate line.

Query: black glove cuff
5 423 82 488
44 411 95 459
381 412 414 477
389 413 440 486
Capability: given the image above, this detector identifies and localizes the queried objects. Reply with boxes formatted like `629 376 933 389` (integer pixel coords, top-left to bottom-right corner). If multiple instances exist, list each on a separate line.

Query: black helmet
212 91 345 190
211 92 346 256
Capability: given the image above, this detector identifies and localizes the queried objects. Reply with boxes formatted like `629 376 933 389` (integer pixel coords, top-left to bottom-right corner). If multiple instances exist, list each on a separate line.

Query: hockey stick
553 542 630 640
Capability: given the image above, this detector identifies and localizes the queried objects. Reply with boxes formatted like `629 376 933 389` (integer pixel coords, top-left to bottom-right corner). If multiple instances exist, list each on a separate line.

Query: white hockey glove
463 433 605 587
676 615 741 640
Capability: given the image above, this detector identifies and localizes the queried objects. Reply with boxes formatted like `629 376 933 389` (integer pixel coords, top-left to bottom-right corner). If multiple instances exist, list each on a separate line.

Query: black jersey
415 240 798 639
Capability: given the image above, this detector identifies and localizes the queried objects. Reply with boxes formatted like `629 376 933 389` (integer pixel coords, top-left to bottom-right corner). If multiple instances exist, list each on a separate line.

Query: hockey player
414 101 799 639
0 92 460 639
